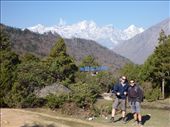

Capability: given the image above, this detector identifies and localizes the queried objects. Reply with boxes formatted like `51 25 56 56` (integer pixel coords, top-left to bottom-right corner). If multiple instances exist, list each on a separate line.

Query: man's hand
124 92 127 95
117 92 120 96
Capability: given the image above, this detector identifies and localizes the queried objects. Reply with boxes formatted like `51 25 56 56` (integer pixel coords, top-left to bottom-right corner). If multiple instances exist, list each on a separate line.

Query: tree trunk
162 78 165 99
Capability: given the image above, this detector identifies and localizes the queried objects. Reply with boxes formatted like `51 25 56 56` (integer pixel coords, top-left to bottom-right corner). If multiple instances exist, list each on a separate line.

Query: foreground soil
1 104 170 127
2 94 169 127
1 108 111 127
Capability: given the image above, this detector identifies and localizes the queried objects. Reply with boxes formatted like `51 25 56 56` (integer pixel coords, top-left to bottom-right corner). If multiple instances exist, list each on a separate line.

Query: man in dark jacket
110 76 129 123
128 80 144 126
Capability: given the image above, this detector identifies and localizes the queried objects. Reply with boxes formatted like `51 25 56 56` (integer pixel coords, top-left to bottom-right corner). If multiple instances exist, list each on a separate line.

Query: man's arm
124 84 129 95
127 88 132 102
137 85 144 102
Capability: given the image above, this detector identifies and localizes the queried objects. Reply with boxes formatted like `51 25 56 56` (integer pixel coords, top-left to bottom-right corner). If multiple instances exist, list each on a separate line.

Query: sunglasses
130 81 134 84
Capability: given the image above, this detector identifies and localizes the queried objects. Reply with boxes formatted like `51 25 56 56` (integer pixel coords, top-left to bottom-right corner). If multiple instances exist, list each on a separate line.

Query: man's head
119 76 122 82
121 76 126 83
130 80 135 86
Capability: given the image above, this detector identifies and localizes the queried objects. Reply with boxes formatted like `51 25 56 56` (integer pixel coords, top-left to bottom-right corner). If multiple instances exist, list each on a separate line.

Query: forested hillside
0 24 131 72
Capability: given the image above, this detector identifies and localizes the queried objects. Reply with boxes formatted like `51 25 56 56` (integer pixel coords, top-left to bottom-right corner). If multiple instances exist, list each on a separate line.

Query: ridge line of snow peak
26 20 144 49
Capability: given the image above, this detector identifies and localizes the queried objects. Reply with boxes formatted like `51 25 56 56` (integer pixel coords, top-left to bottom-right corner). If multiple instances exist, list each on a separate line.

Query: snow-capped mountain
26 20 144 49
113 18 170 64
123 25 144 39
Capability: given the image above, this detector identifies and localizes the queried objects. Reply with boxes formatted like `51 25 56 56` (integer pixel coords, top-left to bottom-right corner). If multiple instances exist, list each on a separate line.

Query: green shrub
70 82 99 108
90 99 113 117
4 60 51 108
5 92 41 108
45 93 68 109
95 103 112 117
75 71 115 93
145 87 161 102
142 82 161 101
88 106 100 117
96 71 115 93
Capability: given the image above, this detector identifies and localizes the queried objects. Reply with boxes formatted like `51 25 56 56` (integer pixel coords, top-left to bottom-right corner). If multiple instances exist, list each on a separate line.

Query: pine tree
49 37 66 57
0 30 11 51
158 29 167 44
48 37 77 84
141 31 170 99
80 55 99 67
0 31 20 107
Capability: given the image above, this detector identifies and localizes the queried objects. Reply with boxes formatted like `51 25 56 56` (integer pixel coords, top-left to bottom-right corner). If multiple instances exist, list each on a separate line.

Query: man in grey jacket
128 80 144 126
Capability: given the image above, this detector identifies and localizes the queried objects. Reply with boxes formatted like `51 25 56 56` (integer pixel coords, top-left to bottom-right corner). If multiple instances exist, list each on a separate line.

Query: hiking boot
122 117 127 124
139 121 143 127
109 117 115 123
132 120 138 125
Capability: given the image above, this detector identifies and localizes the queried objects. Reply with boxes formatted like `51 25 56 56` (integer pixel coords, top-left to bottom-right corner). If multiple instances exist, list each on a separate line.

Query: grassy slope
93 98 170 127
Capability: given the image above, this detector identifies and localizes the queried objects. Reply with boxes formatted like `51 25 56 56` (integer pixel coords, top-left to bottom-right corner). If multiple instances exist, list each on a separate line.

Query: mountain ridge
0 23 131 72
113 18 170 64
26 20 144 49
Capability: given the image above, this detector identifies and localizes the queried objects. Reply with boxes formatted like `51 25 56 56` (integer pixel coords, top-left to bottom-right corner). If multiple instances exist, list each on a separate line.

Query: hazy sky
1 0 169 29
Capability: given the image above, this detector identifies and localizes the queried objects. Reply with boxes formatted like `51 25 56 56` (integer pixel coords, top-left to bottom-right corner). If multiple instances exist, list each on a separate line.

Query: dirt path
1 108 169 127
1 108 113 127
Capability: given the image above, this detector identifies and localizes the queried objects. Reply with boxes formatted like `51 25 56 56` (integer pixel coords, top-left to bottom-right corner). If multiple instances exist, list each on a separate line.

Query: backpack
129 86 138 98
